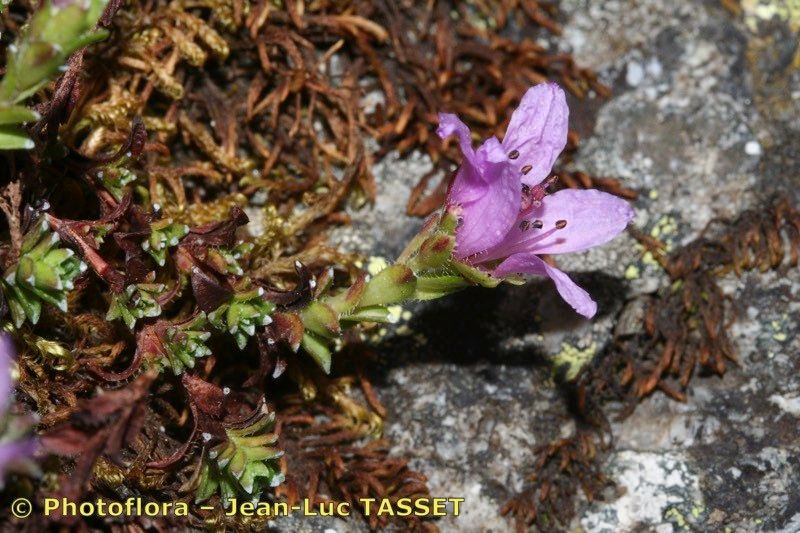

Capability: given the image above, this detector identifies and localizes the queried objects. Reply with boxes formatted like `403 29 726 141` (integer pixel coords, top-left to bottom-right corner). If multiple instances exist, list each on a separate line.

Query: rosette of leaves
0 0 109 150
106 282 164 329
196 409 284 507
88 117 146 200
96 165 137 202
153 313 212 375
2 217 86 327
208 284 274 350
142 220 189 266
206 242 253 276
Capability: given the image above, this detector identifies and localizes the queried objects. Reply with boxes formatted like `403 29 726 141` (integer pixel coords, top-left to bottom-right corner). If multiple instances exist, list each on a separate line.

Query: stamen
519 220 530 231
521 164 532 175
508 150 519 160
481 223 561 263
555 220 567 229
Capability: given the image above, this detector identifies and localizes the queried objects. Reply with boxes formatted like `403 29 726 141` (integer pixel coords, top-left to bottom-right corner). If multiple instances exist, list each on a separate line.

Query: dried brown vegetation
68 0 631 227
596 195 800 408
502 430 613 532
278 376 436 532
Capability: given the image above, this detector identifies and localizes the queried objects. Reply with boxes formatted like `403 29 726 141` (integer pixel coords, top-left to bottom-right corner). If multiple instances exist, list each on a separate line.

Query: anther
508 150 519 160
555 220 568 229
521 164 532 174
519 220 530 231
532 219 544 229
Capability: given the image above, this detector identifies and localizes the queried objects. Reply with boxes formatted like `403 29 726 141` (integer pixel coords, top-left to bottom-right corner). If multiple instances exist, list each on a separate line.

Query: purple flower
0 333 38 488
438 83 635 318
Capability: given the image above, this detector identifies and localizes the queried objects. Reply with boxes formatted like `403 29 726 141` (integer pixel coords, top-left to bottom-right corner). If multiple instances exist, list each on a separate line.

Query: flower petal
437 113 477 168
0 438 37 486
447 136 508 204
501 83 569 186
452 139 520 257
0 333 15 414
529 189 634 255
492 253 597 318
484 189 634 260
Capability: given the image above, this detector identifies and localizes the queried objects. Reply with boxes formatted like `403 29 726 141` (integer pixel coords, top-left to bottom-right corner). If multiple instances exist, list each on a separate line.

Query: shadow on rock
369 271 628 376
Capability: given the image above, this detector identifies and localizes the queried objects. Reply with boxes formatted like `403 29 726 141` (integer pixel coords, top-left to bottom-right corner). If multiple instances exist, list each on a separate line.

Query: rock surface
318 1 800 531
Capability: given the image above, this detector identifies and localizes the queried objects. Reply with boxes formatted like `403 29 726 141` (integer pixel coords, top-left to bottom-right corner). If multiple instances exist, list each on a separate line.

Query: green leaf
324 275 366 315
0 104 40 125
301 332 332 373
341 306 391 323
300 301 340 338
0 125 34 150
359 265 416 307
408 234 455 271
414 275 471 300
452 260 501 288
0 0 110 105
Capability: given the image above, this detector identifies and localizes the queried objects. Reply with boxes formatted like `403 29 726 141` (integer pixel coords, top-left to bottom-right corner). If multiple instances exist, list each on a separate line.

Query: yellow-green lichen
771 317 788 342
665 507 689 529
650 215 678 240
552 342 597 381
642 250 659 266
